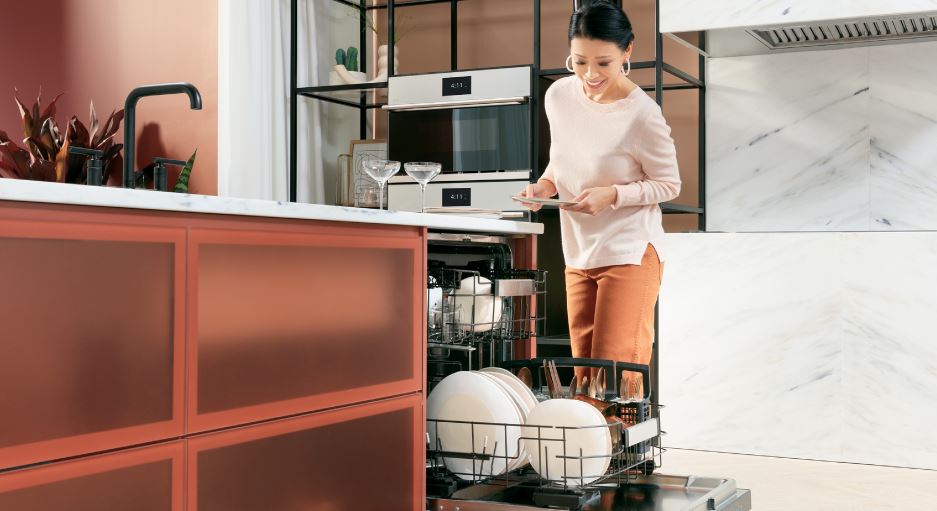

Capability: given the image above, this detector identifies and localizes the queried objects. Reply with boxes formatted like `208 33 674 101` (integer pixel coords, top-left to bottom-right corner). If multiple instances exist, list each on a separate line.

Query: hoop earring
621 59 631 76
565 55 575 73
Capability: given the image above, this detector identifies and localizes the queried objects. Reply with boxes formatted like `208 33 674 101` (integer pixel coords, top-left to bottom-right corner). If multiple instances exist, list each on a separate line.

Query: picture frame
349 139 387 208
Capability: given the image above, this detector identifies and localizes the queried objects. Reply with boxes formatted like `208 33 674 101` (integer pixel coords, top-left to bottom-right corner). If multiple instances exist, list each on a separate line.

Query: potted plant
329 10 413 85
0 89 124 184
330 46 367 85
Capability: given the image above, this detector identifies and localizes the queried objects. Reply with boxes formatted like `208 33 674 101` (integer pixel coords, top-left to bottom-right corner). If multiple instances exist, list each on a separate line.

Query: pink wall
0 0 218 194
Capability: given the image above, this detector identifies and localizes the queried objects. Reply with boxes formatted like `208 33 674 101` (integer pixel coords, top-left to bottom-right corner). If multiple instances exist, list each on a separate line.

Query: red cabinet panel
189 393 423 511
188 226 424 431
0 219 185 470
0 441 183 511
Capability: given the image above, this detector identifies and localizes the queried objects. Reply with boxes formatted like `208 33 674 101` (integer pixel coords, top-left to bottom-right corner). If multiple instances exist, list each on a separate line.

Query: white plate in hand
427 371 523 480
511 196 579 207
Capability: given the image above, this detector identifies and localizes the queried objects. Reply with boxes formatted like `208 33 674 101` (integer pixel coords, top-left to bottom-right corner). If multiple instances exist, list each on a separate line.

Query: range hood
666 11 937 58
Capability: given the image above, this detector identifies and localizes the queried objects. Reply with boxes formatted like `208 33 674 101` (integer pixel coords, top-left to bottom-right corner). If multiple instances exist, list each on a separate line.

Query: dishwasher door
428 473 751 511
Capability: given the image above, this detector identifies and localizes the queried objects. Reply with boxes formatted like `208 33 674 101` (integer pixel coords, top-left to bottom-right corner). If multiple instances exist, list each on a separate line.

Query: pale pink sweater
541 76 681 269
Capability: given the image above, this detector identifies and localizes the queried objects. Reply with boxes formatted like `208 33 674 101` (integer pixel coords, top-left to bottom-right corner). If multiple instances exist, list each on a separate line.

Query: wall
0 1 65 139
0 0 218 195
659 231 937 470
706 40 937 231
659 37 937 470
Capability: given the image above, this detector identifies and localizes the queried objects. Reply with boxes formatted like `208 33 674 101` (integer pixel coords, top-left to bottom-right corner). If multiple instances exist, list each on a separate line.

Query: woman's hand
562 186 618 216
516 180 556 211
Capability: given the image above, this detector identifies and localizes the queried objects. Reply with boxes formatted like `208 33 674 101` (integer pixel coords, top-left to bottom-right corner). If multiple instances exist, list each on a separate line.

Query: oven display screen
442 188 471 206
442 76 472 96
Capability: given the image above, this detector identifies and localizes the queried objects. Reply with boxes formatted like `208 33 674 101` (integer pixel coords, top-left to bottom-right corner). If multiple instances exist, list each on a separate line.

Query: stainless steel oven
385 66 532 212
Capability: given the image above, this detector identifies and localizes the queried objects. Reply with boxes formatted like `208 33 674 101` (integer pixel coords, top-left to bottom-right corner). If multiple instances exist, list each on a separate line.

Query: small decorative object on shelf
336 153 355 206
363 10 409 82
330 46 367 85
349 139 387 208
373 44 399 82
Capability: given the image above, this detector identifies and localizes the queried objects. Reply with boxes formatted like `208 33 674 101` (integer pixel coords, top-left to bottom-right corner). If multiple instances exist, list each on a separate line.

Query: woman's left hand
562 186 618 215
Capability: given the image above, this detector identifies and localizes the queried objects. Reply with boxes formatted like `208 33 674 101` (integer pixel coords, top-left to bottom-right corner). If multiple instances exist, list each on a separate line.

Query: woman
517 0 680 397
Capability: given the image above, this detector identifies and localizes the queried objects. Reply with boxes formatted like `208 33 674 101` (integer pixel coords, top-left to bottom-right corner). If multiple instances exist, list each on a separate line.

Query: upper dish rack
428 267 547 346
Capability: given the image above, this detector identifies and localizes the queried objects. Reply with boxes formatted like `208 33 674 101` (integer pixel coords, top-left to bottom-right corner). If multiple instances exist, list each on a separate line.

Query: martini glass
362 158 401 210
404 162 442 213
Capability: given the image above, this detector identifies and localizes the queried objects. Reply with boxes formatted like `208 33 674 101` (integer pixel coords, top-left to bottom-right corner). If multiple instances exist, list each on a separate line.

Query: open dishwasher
425 234 751 511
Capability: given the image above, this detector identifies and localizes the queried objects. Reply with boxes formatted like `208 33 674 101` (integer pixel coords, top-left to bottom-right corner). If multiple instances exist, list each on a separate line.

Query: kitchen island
0 179 541 511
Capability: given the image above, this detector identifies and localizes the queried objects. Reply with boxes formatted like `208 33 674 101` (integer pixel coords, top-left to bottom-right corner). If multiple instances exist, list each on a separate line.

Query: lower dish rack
427 359 664 510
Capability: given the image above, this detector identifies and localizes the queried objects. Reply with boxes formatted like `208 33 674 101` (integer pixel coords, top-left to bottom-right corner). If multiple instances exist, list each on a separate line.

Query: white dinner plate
479 367 538 417
511 196 580 207
427 371 523 480
475 372 528 472
522 398 612 488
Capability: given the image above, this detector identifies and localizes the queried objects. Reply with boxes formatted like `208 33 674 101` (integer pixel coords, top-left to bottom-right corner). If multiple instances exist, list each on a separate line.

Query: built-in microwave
385 66 533 212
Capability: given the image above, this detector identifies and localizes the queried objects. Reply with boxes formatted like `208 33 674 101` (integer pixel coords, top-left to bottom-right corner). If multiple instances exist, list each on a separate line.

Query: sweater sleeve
540 161 557 189
612 105 681 208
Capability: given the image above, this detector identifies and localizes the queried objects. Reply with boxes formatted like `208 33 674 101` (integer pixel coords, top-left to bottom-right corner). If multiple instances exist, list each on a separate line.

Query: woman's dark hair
568 0 635 50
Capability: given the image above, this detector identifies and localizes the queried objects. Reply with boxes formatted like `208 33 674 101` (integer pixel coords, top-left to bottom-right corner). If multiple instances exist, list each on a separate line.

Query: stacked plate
428 368 614 487
523 399 613 487
427 369 536 480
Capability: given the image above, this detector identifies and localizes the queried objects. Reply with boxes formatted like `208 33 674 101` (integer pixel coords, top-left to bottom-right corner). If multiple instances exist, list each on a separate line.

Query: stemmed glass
403 162 442 213
362 158 401 211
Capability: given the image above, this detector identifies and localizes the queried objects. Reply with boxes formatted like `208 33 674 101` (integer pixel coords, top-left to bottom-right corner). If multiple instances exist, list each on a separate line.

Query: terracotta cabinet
0 218 185 470
0 441 183 511
187 226 424 432
188 393 423 511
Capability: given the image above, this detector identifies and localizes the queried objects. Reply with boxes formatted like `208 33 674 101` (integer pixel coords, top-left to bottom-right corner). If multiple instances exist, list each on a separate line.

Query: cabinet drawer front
0 441 183 511
189 393 423 511
0 220 185 470
189 226 424 431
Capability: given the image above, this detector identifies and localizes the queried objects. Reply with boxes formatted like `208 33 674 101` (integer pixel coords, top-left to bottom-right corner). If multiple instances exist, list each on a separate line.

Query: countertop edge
0 180 544 235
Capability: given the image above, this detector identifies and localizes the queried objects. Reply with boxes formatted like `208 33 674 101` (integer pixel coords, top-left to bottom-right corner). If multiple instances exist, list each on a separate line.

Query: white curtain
218 0 323 203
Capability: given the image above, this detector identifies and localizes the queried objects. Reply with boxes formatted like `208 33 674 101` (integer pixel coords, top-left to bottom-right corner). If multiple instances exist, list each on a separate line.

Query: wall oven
385 66 532 212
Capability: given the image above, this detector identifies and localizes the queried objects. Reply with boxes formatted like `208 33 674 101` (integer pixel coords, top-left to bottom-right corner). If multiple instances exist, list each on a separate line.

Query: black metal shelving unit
289 0 706 219
289 0 462 202
533 2 705 226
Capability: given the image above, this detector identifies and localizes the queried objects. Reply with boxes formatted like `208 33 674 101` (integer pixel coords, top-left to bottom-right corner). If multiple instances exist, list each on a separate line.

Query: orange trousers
564 244 662 396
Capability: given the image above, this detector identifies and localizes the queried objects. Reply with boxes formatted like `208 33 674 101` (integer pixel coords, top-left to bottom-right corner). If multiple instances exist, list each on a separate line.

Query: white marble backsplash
707 40 937 232
660 0 937 32
659 232 937 470
869 43 937 230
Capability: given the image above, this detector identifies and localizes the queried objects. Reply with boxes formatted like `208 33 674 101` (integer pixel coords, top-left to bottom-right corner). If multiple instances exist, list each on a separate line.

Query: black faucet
123 82 202 188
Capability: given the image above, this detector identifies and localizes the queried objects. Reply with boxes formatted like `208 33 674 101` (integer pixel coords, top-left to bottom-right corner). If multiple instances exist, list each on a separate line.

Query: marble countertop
0 180 543 236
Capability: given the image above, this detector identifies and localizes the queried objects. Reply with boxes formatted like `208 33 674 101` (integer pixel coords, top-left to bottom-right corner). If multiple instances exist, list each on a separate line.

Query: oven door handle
382 96 528 111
